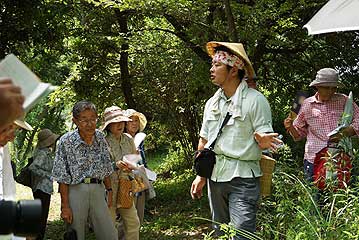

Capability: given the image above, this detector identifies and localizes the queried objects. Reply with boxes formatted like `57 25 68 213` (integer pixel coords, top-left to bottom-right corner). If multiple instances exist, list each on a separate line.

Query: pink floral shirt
293 93 359 163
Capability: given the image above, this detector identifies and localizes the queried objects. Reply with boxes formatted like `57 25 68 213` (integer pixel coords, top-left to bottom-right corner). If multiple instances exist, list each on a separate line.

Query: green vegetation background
4 0 359 239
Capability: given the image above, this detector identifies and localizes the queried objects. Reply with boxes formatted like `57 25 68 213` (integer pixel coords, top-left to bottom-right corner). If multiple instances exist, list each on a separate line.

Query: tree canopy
2 0 359 163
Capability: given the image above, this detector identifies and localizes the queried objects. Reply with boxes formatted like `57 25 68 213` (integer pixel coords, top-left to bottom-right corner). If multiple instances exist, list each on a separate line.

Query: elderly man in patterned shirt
52 100 117 240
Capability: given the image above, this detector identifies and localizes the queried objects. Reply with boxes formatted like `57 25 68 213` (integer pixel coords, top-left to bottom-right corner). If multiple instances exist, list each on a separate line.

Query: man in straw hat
190 41 282 239
51 100 117 240
284 68 359 183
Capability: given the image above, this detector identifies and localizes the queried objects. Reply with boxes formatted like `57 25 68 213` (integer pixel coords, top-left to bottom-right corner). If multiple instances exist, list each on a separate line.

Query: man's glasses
77 118 98 125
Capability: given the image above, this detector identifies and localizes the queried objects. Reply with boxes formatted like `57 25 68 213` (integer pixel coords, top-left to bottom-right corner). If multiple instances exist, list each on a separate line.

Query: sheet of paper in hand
123 154 142 168
145 168 157 181
0 54 57 112
134 132 146 149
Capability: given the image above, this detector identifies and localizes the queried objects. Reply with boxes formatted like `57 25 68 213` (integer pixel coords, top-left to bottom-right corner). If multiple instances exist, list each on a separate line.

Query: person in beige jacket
101 106 140 240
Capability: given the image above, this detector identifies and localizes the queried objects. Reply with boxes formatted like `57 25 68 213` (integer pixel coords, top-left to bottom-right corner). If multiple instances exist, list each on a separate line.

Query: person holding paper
123 109 149 225
0 77 24 131
101 106 140 240
284 68 359 183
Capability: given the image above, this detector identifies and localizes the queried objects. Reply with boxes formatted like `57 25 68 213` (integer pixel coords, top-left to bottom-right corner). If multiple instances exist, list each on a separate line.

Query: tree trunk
223 0 239 42
115 10 136 109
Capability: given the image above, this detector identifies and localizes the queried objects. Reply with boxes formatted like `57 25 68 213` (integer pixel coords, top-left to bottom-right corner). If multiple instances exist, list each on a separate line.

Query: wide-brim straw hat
309 68 341 87
123 109 147 132
206 41 256 80
37 129 59 148
14 119 33 131
100 106 131 131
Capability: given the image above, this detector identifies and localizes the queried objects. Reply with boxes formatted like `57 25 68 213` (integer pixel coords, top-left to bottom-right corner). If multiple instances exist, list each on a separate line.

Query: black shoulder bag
194 112 232 178
15 157 34 188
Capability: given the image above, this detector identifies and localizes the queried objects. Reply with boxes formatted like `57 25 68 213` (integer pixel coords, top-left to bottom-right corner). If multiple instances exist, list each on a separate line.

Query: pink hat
100 106 131 131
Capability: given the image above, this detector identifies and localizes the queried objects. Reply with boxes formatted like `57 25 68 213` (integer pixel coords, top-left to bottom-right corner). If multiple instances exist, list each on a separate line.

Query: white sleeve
0 147 4 200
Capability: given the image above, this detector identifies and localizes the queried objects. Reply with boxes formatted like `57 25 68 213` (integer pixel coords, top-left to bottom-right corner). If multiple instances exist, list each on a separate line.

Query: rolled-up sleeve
250 94 273 133
293 102 309 138
199 100 211 141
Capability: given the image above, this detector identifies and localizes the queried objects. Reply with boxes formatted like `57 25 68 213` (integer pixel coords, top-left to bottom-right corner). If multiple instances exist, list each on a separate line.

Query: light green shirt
200 81 273 181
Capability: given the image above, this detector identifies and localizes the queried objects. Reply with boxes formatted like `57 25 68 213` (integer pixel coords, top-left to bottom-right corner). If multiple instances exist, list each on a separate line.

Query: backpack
15 157 34 188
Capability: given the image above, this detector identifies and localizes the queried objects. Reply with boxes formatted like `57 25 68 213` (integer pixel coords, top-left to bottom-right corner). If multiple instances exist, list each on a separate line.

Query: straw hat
309 68 340 87
14 119 33 131
100 106 131 131
123 109 147 132
206 41 256 80
37 129 59 148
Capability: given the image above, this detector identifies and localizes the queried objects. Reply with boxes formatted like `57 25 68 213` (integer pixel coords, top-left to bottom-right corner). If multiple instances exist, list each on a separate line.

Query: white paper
134 132 146 148
123 154 142 168
327 125 345 137
0 54 57 112
145 168 157 181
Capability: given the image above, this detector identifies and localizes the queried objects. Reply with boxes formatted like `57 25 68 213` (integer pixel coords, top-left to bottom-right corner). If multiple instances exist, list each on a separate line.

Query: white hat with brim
124 109 147 132
309 68 340 87
14 119 33 131
100 106 132 131
206 41 256 80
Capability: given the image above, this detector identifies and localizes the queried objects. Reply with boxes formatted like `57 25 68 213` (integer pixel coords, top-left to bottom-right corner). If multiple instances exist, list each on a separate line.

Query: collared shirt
106 132 137 162
293 92 359 163
200 81 273 181
29 148 54 194
52 129 113 185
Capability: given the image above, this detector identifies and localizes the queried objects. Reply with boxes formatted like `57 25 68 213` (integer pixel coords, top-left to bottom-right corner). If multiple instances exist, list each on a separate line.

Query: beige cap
37 129 59 148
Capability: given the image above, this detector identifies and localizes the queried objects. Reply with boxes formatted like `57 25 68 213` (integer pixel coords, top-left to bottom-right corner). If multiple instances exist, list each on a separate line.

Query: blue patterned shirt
52 129 114 185
29 148 54 194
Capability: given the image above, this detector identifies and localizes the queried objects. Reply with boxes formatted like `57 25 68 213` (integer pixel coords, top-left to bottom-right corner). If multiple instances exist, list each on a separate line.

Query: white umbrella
304 0 359 35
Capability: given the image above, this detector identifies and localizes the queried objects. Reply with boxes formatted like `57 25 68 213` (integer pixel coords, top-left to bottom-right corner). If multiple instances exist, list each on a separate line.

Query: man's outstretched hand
254 132 283 152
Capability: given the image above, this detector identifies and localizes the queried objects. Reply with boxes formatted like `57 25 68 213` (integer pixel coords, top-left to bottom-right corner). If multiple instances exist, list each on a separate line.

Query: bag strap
208 112 232 150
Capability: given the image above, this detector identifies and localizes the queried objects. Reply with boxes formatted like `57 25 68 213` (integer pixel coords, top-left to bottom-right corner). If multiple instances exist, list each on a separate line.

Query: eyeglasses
77 118 98 125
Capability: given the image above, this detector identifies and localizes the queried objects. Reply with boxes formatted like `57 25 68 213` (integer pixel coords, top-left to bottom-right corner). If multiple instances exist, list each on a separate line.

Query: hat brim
14 119 33 131
309 80 341 87
206 41 255 80
100 116 132 131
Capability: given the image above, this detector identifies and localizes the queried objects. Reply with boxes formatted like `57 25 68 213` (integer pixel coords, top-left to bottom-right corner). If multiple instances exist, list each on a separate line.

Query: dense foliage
2 0 359 239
